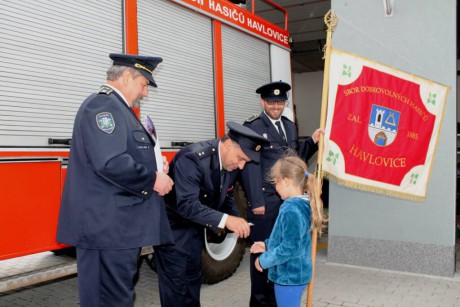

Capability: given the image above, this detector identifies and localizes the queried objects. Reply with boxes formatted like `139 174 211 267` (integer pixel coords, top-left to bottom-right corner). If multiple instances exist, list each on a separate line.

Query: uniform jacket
57 86 173 249
242 112 317 216
259 196 312 285
164 139 240 233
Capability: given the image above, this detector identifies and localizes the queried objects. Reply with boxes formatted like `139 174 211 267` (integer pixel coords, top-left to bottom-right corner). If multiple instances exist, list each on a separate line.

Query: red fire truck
0 0 292 289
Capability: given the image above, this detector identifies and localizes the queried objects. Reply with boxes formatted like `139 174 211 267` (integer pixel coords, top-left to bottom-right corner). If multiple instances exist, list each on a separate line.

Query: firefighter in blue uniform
154 122 268 307
57 53 174 307
241 81 322 306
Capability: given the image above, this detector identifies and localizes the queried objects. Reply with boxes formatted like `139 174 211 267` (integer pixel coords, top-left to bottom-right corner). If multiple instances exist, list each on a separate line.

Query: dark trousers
249 253 277 307
76 247 141 307
249 208 279 307
155 227 202 307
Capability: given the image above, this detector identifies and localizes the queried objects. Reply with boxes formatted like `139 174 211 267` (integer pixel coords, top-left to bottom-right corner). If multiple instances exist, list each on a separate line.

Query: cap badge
255 145 261 151
274 89 280 95
96 112 115 134
135 63 153 75
263 133 268 138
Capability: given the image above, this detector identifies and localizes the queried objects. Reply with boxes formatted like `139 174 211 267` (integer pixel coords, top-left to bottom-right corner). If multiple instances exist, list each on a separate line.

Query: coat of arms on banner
322 49 448 201
368 105 400 147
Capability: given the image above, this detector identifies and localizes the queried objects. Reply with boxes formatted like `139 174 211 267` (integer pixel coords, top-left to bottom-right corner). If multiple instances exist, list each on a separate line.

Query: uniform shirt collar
104 84 130 108
264 111 284 131
264 111 282 126
218 140 223 171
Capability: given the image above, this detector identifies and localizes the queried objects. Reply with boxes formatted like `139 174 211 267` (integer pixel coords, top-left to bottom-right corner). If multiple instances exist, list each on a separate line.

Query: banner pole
307 10 337 307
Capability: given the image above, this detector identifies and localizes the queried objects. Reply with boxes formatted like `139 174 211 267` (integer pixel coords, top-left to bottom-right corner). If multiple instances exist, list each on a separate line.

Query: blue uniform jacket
57 87 173 249
259 196 312 285
163 139 240 254
165 139 240 232
242 112 317 216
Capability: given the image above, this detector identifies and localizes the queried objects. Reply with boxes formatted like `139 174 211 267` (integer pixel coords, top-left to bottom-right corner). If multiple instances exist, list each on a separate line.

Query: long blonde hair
269 155 327 235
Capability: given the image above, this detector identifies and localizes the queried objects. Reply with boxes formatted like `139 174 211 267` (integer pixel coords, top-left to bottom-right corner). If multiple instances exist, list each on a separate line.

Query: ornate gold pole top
324 10 338 31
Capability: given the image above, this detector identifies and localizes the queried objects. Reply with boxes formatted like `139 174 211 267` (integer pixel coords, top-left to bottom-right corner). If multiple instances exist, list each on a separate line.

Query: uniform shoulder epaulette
281 115 293 123
97 85 113 95
245 114 259 123
194 145 217 160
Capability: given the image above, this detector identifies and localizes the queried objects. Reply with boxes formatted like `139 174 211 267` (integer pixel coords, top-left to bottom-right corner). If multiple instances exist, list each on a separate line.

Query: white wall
270 45 294 121
292 71 323 137
327 0 457 277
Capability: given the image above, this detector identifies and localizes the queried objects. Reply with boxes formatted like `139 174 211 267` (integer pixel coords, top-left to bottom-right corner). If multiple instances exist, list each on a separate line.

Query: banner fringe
323 172 425 202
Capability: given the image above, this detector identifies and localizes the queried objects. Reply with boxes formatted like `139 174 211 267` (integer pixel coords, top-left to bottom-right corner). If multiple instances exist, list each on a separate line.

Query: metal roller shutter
0 0 123 147
221 24 270 125
137 0 215 147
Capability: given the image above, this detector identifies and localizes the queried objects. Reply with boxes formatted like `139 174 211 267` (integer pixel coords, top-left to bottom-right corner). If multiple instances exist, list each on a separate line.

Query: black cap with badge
109 53 162 87
256 81 291 102
226 121 268 163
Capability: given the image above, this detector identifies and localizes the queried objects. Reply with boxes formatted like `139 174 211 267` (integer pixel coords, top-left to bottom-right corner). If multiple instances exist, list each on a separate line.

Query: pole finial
324 10 338 30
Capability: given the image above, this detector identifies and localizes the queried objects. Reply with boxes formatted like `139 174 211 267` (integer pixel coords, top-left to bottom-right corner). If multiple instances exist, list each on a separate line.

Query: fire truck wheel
201 230 246 284
201 179 248 284
143 180 249 284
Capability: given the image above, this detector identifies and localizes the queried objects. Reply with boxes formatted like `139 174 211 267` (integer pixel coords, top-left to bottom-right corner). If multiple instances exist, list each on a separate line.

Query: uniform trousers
76 247 141 307
155 226 202 307
249 253 277 307
249 209 279 307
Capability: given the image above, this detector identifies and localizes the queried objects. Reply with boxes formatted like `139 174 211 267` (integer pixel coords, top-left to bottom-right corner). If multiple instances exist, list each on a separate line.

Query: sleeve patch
96 112 116 134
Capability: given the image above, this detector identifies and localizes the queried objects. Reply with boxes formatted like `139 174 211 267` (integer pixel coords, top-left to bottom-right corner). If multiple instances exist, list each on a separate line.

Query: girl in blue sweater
250 155 326 307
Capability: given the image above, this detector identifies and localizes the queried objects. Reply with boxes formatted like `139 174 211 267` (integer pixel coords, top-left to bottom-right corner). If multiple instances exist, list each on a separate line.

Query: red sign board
171 0 290 48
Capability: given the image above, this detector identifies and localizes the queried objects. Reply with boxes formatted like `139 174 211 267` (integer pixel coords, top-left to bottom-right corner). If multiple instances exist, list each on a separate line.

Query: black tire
143 180 249 284
201 179 248 284
144 235 246 285
201 233 246 284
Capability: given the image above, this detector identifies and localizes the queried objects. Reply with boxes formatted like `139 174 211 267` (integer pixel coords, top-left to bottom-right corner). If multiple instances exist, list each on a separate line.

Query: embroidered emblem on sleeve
96 112 115 134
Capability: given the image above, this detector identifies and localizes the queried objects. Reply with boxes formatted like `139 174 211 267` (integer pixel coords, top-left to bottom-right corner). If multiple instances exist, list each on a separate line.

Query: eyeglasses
265 100 287 106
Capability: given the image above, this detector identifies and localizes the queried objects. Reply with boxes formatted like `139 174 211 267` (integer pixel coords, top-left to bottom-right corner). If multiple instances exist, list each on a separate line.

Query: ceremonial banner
322 49 448 201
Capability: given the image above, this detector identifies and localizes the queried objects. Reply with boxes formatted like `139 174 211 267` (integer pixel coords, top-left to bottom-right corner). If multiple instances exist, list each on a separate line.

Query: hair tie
305 171 309 177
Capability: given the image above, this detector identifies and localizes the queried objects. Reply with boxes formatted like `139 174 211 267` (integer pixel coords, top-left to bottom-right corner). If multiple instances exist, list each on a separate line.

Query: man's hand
311 128 325 144
252 206 265 215
162 156 169 174
225 216 250 238
153 172 174 196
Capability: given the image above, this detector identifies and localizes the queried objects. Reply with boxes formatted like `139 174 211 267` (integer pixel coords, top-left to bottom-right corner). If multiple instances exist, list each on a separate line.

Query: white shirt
104 84 130 107
265 111 287 137
217 140 228 229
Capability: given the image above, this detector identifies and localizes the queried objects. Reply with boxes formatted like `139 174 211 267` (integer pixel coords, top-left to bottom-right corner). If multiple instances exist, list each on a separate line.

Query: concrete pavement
1 247 460 306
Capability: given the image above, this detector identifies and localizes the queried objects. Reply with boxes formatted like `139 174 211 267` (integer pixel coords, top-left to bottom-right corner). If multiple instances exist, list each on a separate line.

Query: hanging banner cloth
322 49 448 201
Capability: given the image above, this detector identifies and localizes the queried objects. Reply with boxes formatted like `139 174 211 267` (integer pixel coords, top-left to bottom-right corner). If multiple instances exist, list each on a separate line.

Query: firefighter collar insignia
96 112 115 134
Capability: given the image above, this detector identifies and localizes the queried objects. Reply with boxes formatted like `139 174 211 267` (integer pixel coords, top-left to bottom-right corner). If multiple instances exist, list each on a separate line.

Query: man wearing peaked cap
227 121 267 162
242 80 323 306
155 121 268 306
109 53 162 87
256 80 291 102
57 53 174 307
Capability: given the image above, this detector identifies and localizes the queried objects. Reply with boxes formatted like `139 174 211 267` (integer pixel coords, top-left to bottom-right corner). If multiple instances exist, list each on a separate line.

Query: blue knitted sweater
259 195 312 285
